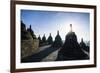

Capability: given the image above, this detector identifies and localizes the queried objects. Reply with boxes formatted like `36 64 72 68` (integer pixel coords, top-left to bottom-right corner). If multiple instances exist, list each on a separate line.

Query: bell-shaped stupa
56 24 88 60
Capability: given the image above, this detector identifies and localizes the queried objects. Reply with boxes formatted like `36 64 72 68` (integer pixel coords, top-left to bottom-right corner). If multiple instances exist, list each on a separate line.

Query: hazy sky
21 10 90 42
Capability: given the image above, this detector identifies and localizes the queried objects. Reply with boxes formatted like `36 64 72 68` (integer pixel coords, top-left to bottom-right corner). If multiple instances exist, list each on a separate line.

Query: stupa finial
57 30 59 35
70 24 72 32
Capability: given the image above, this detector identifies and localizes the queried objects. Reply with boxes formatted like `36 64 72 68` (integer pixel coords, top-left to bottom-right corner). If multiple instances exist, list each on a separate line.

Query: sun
58 20 86 42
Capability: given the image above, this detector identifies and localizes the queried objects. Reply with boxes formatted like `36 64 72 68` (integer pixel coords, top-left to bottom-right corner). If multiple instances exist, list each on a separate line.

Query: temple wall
21 39 39 58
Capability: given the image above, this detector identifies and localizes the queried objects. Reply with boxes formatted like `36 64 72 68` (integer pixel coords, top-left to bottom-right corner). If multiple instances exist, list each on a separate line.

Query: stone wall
21 39 39 59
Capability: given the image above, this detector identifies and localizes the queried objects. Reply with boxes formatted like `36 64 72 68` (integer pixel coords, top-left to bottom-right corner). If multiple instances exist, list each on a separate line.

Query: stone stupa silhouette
47 33 53 45
21 21 33 40
56 24 89 60
27 25 37 39
52 30 63 48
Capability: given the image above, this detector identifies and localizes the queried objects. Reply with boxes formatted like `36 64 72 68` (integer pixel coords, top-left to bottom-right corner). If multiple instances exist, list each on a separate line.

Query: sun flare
57 21 89 42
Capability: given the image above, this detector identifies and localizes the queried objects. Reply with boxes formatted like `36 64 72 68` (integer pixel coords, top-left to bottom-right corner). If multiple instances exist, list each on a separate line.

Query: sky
21 9 90 42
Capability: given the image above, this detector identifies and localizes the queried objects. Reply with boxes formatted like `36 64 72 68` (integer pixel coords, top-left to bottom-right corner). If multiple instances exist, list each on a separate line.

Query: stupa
56 24 88 60
27 25 36 39
47 33 53 45
52 30 63 48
